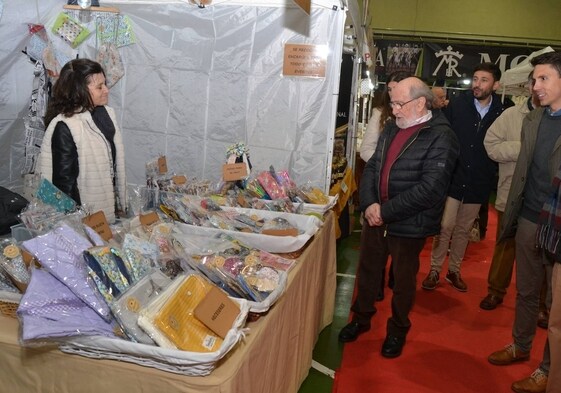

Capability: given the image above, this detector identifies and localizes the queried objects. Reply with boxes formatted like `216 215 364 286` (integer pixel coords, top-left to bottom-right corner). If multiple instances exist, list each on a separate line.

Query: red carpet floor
333 207 548 393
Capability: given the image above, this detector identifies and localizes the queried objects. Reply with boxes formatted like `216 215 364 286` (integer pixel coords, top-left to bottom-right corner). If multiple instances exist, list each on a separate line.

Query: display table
0 212 337 393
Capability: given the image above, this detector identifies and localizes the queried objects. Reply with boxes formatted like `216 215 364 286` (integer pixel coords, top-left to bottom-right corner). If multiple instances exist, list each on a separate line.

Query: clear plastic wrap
110 269 172 345
148 223 184 279
121 233 160 282
21 223 111 320
0 239 31 287
83 246 132 304
171 231 292 312
17 268 119 346
138 273 223 352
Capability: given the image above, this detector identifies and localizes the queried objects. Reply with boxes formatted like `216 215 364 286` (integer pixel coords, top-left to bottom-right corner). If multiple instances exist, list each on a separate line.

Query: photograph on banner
385 42 423 76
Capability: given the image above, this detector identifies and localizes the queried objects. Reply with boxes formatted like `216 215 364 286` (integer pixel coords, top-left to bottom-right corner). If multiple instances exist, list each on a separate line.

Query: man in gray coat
487 51 561 393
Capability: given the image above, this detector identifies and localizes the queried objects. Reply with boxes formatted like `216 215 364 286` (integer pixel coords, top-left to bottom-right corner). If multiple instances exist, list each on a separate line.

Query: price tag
222 163 248 181
82 211 112 242
139 211 160 227
158 156 168 174
172 175 187 185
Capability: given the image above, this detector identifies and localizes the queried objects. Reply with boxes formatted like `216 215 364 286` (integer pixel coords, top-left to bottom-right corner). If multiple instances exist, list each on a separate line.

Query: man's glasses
389 97 418 109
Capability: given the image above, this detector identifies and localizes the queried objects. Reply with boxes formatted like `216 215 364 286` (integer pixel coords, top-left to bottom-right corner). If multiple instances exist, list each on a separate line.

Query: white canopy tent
500 45 555 98
0 0 352 194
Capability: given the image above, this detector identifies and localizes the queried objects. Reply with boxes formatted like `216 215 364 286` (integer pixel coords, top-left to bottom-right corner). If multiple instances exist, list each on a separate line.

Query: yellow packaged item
154 275 222 352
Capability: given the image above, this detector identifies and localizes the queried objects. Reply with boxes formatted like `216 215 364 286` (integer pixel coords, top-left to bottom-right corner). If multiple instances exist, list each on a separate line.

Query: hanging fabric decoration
95 16 125 88
26 24 70 77
52 12 91 48
96 14 136 48
22 61 49 175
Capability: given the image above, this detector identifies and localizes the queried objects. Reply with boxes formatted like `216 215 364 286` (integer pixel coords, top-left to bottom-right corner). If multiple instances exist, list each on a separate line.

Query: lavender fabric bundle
22 223 111 320
17 268 117 344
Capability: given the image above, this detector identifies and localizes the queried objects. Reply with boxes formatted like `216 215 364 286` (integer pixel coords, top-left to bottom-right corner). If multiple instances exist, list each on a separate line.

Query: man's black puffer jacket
359 110 460 238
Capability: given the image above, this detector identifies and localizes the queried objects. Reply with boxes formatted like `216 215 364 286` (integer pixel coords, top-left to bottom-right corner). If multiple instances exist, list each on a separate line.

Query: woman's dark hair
378 70 412 129
44 58 106 127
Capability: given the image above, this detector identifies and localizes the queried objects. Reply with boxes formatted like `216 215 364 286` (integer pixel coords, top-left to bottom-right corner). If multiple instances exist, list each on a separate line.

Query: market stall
0 0 348 193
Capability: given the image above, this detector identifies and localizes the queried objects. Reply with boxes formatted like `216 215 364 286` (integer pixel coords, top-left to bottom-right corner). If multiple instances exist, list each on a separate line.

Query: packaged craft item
0 239 31 290
139 274 225 352
111 269 171 344
149 223 183 278
83 246 132 304
121 233 159 282
21 224 111 320
17 268 118 345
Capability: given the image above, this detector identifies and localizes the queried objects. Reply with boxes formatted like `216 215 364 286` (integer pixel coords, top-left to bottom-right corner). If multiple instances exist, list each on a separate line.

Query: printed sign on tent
283 43 327 78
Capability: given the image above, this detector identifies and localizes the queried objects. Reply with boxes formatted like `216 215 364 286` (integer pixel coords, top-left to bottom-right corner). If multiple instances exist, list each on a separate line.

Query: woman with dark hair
359 71 411 163
40 58 126 223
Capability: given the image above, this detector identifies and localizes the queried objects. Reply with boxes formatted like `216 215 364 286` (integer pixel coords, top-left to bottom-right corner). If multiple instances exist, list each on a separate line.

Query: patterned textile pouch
96 42 124 88
83 246 132 304
110 269 171 344
52 13 91 48
36 178 76 213
122 234 159 283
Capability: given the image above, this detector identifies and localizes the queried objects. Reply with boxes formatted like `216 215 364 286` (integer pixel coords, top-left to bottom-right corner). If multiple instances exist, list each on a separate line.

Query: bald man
431 86 448 109
338 77 460 358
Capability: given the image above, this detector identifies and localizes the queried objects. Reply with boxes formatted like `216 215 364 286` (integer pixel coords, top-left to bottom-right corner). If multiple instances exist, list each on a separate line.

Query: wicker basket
0 300 18 318
0 291 22 318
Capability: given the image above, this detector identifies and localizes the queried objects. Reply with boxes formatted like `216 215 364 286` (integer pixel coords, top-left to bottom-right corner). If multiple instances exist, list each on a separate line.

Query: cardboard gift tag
172 175 187 185
139 211 160 227
82 211 112 242
194 286 240 339
222 163 248 181
158 156 168 175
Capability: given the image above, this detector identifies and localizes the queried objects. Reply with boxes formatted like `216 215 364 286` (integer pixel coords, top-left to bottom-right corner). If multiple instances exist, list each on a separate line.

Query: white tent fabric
0 0 347 193
500 46 555 97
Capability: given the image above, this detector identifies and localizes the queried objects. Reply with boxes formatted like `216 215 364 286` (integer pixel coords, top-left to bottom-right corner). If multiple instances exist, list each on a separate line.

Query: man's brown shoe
488 343 530 365
446 270 467 292
479 294 503 310
421 270 439 290
511 368 547 393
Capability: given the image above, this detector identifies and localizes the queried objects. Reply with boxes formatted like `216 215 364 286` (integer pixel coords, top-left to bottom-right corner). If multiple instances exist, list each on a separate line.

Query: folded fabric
17 268 116 344
22 223 111 320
